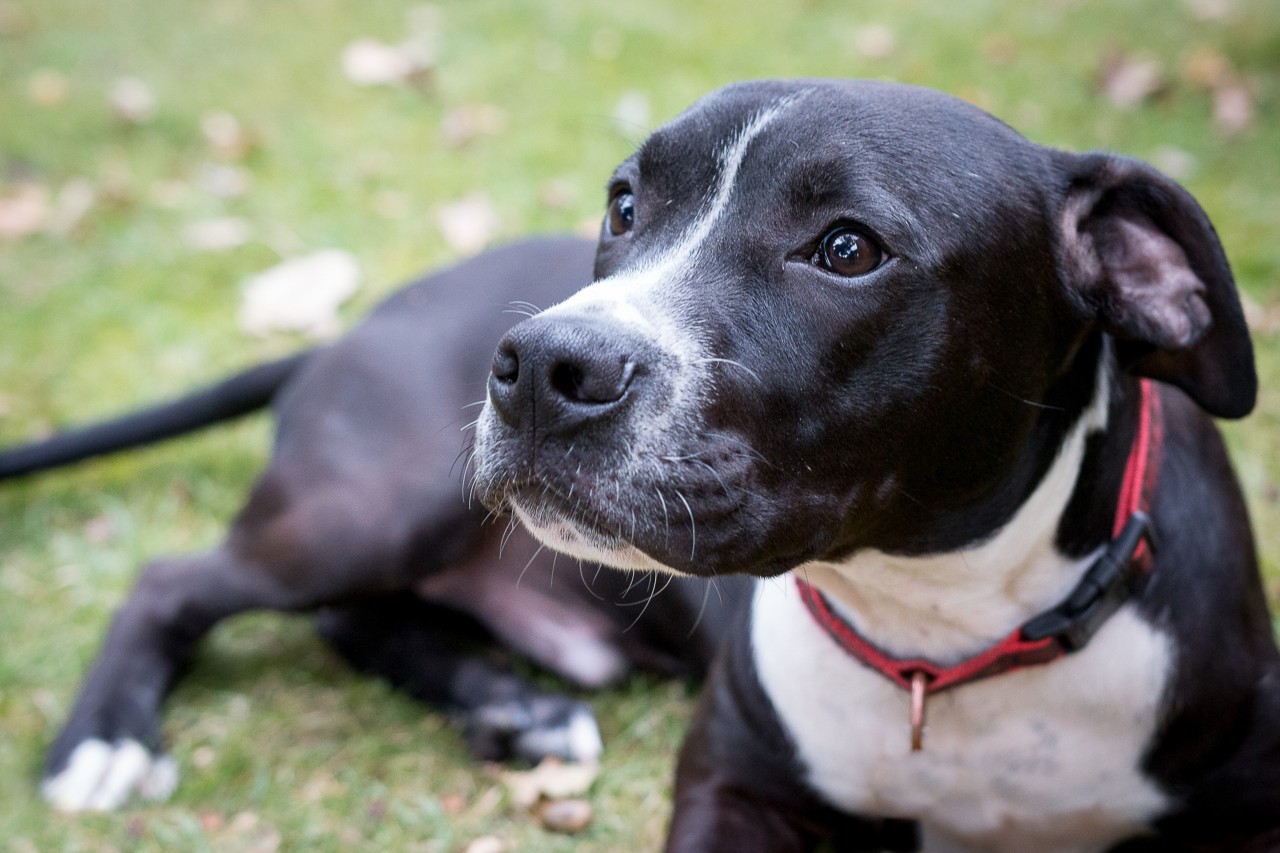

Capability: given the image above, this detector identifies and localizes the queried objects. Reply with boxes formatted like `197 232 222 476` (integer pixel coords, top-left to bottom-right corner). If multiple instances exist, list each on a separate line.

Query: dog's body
472 80 1280 851
5 236 748 812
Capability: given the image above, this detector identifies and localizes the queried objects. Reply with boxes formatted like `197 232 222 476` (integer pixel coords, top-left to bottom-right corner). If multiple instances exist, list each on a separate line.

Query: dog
3 236 749 812
471 79 1280 851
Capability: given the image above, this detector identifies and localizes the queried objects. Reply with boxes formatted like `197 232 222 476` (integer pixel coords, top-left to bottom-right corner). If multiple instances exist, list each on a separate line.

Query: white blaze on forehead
545 93 804 333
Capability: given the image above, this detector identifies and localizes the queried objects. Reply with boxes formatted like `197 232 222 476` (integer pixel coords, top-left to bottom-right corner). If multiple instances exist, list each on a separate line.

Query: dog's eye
815 226 883 277
607 190 636 236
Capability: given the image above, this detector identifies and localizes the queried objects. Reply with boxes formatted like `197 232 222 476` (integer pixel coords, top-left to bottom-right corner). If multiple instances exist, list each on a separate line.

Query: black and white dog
471 80 1280 851
8 238 747 812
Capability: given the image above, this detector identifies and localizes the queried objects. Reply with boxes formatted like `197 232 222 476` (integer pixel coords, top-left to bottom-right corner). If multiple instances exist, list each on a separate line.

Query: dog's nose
488 316 641 435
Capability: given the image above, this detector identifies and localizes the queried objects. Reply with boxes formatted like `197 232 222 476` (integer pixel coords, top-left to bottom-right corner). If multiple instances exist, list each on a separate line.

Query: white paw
42 739 178 812
516 704 604 764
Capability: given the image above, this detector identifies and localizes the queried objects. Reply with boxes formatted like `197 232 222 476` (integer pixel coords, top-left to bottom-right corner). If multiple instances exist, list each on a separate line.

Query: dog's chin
511 502 685 575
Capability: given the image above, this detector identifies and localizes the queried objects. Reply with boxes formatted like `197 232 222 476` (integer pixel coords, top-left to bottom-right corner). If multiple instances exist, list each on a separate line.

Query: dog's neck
797 354 1126 663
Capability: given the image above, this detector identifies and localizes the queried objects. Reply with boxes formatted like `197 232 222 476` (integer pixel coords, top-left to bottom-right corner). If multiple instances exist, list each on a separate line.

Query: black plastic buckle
1021 512 1157 652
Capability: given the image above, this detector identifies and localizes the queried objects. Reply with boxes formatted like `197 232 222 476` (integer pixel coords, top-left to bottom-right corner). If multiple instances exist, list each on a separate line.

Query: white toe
42 739 179 812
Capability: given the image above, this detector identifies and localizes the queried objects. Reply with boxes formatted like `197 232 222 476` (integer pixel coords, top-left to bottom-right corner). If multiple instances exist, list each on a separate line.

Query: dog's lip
509 494 678 573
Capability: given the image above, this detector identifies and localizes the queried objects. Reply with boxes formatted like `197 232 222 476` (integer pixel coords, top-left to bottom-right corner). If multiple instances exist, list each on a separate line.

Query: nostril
550 358 636 405
492 345 519 385
551 362 587 402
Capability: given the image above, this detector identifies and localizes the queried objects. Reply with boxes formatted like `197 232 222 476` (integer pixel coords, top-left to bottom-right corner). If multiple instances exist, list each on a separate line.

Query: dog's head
472 79 1254 578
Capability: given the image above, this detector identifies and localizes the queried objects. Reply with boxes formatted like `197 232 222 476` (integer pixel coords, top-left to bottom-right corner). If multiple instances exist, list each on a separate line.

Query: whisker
676 490 697 563
694 357 763 385
516 542 547 588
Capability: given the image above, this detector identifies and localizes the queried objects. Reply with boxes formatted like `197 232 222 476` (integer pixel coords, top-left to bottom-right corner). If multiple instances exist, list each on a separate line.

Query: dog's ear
1055 152 1256 418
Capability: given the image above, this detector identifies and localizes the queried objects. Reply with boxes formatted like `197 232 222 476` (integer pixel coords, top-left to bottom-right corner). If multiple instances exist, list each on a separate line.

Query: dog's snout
488 316 642 435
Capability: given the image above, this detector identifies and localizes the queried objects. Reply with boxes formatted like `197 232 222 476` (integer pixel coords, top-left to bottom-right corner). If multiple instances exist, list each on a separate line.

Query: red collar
796 378 1164 747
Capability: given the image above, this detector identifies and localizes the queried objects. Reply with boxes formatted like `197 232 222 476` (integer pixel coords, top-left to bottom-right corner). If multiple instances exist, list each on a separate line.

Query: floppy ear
1055 152 1256 418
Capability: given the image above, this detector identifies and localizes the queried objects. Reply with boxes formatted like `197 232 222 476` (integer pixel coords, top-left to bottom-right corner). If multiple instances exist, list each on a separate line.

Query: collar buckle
1021 511 1156 652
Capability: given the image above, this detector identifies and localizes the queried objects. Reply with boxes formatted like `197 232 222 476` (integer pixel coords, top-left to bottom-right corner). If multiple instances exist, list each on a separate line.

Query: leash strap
796 379 1164 745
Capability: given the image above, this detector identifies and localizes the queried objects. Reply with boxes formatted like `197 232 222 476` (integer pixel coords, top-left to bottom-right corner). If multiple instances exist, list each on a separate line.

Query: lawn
1 0 1278 849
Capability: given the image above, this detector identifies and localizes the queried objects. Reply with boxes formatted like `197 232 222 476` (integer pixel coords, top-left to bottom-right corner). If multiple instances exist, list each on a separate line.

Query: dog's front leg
666 632 918 853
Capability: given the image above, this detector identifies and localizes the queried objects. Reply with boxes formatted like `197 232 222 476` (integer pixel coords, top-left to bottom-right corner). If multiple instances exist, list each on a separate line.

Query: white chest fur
751 579 1173 852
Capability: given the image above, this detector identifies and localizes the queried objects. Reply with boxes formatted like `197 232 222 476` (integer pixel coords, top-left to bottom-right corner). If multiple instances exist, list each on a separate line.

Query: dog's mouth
507 493 677 573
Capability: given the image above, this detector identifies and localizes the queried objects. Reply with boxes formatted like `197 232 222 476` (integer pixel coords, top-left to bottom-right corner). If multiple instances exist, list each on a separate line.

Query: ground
1 0 1279 849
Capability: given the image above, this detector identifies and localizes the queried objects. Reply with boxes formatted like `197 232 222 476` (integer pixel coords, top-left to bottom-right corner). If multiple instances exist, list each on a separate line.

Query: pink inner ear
1097 213 1212 351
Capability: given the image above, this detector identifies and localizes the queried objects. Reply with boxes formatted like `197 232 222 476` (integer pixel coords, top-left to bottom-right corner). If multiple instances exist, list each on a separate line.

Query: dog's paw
463 696 603 765
41 739 178 812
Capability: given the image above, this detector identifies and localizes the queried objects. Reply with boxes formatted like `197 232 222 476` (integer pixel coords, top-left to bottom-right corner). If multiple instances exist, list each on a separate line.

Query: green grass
1 0 1278 849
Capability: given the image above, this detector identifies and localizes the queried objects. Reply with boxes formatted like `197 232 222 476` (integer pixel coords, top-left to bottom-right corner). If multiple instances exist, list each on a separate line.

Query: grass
1 0 1278 849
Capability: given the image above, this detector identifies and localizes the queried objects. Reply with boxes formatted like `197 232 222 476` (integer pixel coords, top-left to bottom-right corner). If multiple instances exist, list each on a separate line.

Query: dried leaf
1242 294 1280 335
238 250 361 339
82 514 118 545
0 1 30 36
0 184 49 239
27 70 68 106
1213 81 1254 137
1184 0 1236 21
1181 45 1232 91
1098 52 1165 109
201 111 256 160
441 103 507 148
197 163 251 198
184 217 253 251
613 90 651 134
1150 146 1197 181
540 178 576 211
501 756 599 809
851 24 897 60
110 76 156 124
341 37 434 87
436 192 499 254
46 179 97 236
463 837 508 853
537 798 594 834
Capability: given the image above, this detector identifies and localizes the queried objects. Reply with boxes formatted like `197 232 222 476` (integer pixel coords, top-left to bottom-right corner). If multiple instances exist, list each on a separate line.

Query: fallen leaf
201 111 255 160
1184 0 1236 21
1242 294 1280 335
441 103 507 148
342 37 434 87
0 1 29 36
110 76 156 124
27 70 68 106
82 514 117 545
184 217 253 251
437 192 499 254
537 798 593 834
540 178 576 211
983 36 1017 65
851 24 897 60
197 163 251 198
613 90 651 134
501 756 599 809
1181 45 1232 90
1150 146 1197 181
1097 51 1165 109
238 250 361 338
1213 81 1254 137
343 38 410 85
46 179 97 236
0 184 49 239
149 179 191 209
217 811 281 853
463 837 508 853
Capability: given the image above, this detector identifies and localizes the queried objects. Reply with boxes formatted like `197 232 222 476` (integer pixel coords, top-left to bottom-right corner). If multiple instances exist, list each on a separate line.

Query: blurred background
1 0 1277 849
